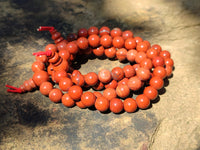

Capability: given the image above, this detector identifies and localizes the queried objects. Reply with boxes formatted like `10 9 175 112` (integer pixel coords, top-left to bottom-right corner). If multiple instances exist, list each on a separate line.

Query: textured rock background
0 0 200 150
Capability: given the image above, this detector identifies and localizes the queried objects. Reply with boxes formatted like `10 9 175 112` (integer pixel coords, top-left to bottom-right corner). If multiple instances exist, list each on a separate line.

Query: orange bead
134 36 143 43
49 88 63 103
111 67 124 81
143 40 151 49
40 81 53 96
68 85 83 101
124 98 137 113
165 65 173 77
32 61 45 72
59 77 73 91
111 28 122 38
53 70 67 83
95 96 110 112
62 93 75 108
59 49 70 60
88 34 100 47
84 72 98 86
103 88 117 101
140 58 153 70
88 26 99 35
149 76 164 90
125 38 136 50
136 94 150 109
104 80 118 89
104 47 116 58
132 64 140 72
165 58 174 67
110 98 124 113
51 32 61 40
92 46 104 57
76 101 86 109
136 41 148 52
127 76 142 91
146 48 159 59
136 67 151 81
32 70 49 86
23 80 32 92
116 84 130 98
93 91 103 98
153 66 167 79
78 28 88 37
77 37 89 49
152 56 165 67
35 55 48 63
116 48 127 61
66 42 79 54
98 69 112 83
118 78 129 85
112 36 124 48
123 65 135 78
159 50 171 59
45 44 57 52
53 59 69 72
55 39 68 51
152 44 162 53
143 86 158 100
122 30 134 40
99 26 110 36
81 92 96 107
100 35 112 48
71 73 85 87
126 49 137 62
135 52 147 64
66 33 77 42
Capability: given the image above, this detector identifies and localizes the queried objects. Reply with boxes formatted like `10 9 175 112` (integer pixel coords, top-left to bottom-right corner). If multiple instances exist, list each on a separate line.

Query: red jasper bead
68 85 83 101
110 28 122 38
136 94 150 109
132 64 140 72
35 55 48 63
152 44 162 53
143 86 158 100
123 65 135 78
53 70 67 83
146 48 159 59
153 66 167 79
124 98 137 113
134 36 143 43
71 73 85 87
116 84 130 98
62 93 75 107
127 76 142 91
159 50 171 59
122 30 134 40
92 46 104 57
135 52 147 64
88 26 99 35
51 32 61 40
125 38 137 50
165 58 174 67
33 70 49 86
49 88 63 103
112 36 124 48
104 80 118 89
111 67 124 81
118 78 129 85
66 42 79 54
100 35 112 48
116 48 127 61
81 92 96 107
110 98 124 113
66 33 77 42
152 56 165 67
99 26 110 36
59 77 73 91
140 58 153 70
32 61 45 72
76 101 86 109
126 49 137 62
95 96 110 112
149 76 164 90
165 65 173 77
23 80 32 92
104 47 116 58
98 69 112 83
59 49 70 60
45 44 57 52
88 34 100 48
143 40 151 49
39 81 53 96
93 91 103 98
78 28 88 37
136 67 151 81
136 41 148 52
84 72 98 86
93 81 104 91
103 88 117 101
77 37 89 49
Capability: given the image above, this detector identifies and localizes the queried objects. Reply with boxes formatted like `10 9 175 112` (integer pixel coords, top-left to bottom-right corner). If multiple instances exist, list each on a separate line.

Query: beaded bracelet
6 26 174 114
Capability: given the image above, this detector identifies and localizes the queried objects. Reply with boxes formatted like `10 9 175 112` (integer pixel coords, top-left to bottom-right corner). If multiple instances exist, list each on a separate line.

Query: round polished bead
110 98 124 113
134 36 143 43
132 64 140 72
68 85 83 101
116 84 130 98
77 37 89 49
126 49 137 62
149 76 164 90
100 35 112 48
111 28 122 38
146 48 159 59
152 44 162 53
71 73 85 87
59 77 73 91
33 70 49 86
136 94 150 109
62 93 75 107
88 26 99 35
53 70 67 83
112 36 124 48
152 56 165 67
40 81 53 96
88 34 100 47
84 72 98 86
66 33 77 42
76 101 86 109
159 50 171 59
93 91 103 98
125 38 136 50
95 96 110 112
136 41 148 52
32 61 45 72
136 67 151 81
153 66 167 79
127 76 142 91
143 40 151 49
135 52 147 64
104 47 116 58
45 44 57 52
122 30 134 40
98 69 112 83
116 48 127 61
124 98 137 113
165 58 174 67
103 88 117 101
118 78 129 85
123 65 135 78
104 80 118 89
49 88 63 103
140 58 153 70
143 86 158 100
111 67 124 81
66 42 79 54
35 55 48 63
165 65 173 77
81 92 96 107
99 26 110 36
59 50 70 60
92 46 104 57
78 28 88 37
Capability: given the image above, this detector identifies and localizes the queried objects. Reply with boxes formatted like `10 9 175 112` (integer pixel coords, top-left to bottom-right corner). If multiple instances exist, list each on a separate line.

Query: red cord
37 26 55 32
6 85 22 93
32 50 52 56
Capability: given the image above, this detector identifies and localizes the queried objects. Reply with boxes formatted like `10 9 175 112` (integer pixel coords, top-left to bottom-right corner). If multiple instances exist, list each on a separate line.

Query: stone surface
0 0 200 150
